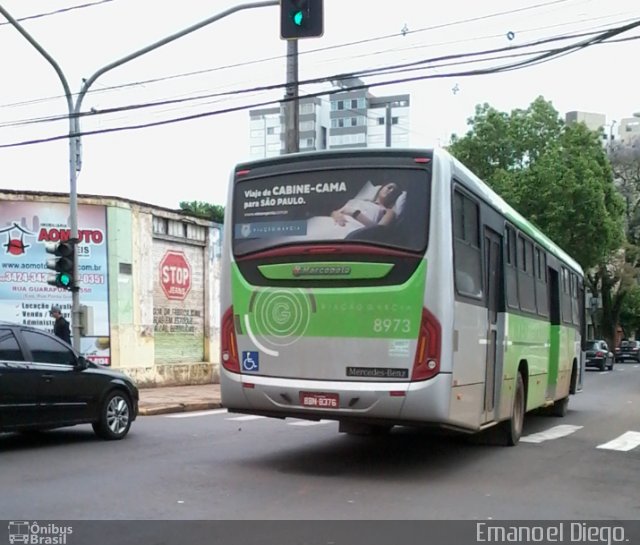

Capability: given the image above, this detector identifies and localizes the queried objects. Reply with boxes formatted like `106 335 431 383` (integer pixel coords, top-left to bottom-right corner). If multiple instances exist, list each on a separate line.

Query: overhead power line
0 0 115 26
0 22 632 131
1 19 638 151
0 0 579 110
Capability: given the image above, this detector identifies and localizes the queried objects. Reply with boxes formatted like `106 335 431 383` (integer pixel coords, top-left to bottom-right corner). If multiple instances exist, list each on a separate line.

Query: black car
585 339 614 371
615 340 640 362
0 322 138 439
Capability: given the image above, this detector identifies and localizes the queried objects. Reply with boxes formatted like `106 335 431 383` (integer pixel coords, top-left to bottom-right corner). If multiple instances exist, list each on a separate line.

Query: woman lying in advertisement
304 181 407 241
330 182 403 228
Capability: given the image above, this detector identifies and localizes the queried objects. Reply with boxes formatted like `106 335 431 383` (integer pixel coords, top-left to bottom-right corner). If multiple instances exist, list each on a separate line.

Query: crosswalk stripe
596 431 640 452
520 425 583 444
164 409 228 418
288 420 332 427
226 415 266 421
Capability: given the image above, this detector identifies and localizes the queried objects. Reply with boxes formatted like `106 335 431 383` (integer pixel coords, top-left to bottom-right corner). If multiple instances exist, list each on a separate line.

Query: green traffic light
293 10 303 26
58 273 72 287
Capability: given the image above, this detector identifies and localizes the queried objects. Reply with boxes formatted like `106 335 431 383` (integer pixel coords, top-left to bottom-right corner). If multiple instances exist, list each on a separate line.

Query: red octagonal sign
160 250 192 300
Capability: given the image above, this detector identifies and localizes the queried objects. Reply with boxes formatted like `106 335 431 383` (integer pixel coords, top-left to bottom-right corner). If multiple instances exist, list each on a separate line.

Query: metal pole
284 39 299 154
0 0 278 352
72 1 278 116
0 4 82 350
385 102 392 148
609 120 617 152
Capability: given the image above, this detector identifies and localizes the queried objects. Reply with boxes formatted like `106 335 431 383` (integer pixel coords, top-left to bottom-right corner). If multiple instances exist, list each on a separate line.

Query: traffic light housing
45 240 76 291
280 0 323 40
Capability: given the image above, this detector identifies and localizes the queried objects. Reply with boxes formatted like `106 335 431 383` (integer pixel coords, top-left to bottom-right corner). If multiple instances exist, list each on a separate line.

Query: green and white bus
220 148 585 445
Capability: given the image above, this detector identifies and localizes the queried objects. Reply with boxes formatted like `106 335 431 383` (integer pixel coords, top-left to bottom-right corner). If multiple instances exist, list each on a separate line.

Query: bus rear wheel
500 373 525 446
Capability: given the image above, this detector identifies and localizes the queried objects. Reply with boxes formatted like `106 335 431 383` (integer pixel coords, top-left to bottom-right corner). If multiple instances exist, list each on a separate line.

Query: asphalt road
1 364 639 521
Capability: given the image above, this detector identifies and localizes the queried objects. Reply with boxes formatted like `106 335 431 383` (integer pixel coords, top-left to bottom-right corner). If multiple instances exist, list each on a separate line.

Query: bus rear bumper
220 370 453 425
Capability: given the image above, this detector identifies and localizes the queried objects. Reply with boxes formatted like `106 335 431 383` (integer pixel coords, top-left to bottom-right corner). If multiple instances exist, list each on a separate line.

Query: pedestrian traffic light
280 0 323 40
45 240 76 291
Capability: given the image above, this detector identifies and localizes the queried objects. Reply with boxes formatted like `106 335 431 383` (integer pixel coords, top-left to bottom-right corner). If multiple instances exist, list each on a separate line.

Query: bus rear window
233 167 430 256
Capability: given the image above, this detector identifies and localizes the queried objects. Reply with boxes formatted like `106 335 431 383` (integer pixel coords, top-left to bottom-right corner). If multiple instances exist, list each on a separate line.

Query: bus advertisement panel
233 168 429 255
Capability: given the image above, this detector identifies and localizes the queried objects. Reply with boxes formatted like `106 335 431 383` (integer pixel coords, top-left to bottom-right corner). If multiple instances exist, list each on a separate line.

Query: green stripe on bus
232 260 426 339
258 262 395 280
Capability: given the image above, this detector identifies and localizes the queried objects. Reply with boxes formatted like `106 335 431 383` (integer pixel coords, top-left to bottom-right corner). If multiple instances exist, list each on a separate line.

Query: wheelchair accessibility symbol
242 351 259 372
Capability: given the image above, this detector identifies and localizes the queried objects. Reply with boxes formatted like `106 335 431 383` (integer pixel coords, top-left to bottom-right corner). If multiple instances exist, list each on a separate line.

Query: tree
516 123 624 270
609 143 640 243
179 201 225 223
448 97 627 348
448 97 563 182
449 97 623 270
599 143 640 343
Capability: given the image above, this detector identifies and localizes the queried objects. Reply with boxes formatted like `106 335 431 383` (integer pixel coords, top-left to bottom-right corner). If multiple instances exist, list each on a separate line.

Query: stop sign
160 250 192 300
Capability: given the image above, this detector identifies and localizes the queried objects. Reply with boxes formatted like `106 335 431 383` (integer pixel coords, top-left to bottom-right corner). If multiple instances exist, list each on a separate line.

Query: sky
0 0 639 210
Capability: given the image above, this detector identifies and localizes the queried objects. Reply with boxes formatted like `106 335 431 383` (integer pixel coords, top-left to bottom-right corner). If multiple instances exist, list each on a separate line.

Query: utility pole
279 0 324 154
284 39 299 154
608 120 617 152
385 102 392 148
0 0 278 351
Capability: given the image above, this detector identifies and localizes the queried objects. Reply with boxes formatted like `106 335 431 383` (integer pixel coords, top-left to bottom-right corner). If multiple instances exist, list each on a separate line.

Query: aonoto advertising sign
160 250 192 300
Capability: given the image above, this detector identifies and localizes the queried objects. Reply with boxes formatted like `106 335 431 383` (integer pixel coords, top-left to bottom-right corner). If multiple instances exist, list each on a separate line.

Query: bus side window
571 273 580 326
561 267 572 324
517 235 536 313
535 246 549 317
453 189 482 298
505 226 519 309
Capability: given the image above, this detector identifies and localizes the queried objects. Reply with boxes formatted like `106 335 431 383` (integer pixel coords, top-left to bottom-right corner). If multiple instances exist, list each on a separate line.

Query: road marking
635 365 639 369
164 409 228 418
226 415 266 421
520 425 583 444
288 419 332 427
597 431 640 452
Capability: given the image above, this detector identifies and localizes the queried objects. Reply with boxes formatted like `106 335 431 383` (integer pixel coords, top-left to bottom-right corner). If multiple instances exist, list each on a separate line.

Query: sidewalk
137 383 222 416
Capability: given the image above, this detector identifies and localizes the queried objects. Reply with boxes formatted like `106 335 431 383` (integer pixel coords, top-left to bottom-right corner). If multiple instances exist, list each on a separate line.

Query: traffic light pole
284 39 299 154
0 1 278 351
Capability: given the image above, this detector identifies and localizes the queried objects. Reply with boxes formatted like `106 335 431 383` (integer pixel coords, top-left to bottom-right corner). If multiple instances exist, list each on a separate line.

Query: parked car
0 322 138 439
585 339 614 371
615 339 640 362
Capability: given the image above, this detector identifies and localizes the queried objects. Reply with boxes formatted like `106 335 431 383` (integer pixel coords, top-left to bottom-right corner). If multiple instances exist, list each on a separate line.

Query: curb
139 402 223 416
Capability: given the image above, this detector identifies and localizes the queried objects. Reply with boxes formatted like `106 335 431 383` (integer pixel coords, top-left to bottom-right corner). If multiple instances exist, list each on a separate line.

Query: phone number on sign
0 272 106 284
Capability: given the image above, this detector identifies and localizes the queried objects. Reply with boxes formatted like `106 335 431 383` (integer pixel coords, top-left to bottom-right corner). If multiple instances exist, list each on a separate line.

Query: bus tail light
221 306 240 373
411 308 441 381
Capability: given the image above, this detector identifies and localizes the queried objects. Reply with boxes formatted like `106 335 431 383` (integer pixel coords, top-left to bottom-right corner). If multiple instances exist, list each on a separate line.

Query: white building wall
249 112 281 159
619 117 640 146
392 106 411 147
367 114 386 148
250 93 411 152
365 104 411 148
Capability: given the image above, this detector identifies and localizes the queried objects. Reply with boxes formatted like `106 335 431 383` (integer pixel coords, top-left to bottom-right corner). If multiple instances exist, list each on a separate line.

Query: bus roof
233 147 583 276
